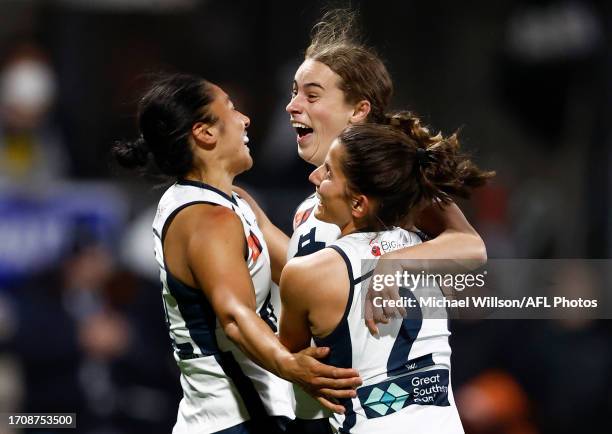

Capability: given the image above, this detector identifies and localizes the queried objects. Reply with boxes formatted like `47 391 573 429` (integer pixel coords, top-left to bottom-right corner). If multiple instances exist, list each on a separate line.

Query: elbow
223 320 241 345
217 305 250 345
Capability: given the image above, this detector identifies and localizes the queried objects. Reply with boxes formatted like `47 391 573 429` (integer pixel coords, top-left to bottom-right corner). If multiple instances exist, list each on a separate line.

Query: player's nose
309 165 325 187
286 96 302 114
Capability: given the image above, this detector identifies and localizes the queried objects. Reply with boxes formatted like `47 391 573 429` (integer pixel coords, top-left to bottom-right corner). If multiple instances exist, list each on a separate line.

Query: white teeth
243 135 249 144
291 121 311 129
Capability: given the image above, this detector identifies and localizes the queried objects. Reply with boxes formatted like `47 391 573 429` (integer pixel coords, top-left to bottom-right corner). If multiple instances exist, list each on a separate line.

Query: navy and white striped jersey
287 193 340 420
319 228 463 433
153 179 293 434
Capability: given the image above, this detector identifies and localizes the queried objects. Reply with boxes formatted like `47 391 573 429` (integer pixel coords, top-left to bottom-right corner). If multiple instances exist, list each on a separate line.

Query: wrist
273 350 297 381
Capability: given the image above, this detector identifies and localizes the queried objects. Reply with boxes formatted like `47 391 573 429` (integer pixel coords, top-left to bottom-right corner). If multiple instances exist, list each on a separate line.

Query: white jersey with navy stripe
287 193 340 419
152 180 293 434
320 228 463 434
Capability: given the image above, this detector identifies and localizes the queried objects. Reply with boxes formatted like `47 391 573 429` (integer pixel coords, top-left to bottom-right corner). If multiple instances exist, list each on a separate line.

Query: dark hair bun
112 136 151 169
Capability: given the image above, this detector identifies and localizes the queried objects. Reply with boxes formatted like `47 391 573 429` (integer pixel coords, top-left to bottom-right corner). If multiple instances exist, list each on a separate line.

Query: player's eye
324 164 331 179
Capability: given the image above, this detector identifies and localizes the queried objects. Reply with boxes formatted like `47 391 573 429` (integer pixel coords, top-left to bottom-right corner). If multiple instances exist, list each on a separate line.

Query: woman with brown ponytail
279 113 493 434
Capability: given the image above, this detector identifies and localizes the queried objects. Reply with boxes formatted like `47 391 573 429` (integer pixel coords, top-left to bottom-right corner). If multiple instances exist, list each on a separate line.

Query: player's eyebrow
293 80 325 91
303 82 325 91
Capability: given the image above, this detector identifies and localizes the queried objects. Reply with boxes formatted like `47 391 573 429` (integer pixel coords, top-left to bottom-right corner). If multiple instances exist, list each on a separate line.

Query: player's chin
314 205 332 223
234 154 253 175
297 141 317 165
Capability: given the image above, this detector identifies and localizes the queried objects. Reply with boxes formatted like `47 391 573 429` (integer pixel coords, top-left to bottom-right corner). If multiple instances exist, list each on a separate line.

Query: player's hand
365 257 407 336
285 346 362 414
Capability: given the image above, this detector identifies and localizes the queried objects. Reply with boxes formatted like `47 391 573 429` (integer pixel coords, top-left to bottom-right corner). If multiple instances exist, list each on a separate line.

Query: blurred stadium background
0 0 610 433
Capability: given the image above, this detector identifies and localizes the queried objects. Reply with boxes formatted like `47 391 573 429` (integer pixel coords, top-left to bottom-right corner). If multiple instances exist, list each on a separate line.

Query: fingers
382 305 402 320
300 346 330 359
397 304 407 318
374 310 390 324
316 396 346 414
312 363 360 380
365 318 379 336
317 387 357 399
313 375 362 389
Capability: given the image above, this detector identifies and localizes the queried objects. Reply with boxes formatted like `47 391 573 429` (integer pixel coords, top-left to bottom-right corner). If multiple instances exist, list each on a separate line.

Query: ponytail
383 111 494 205
112 135 151 170
339 115 494 228
111 73 216 179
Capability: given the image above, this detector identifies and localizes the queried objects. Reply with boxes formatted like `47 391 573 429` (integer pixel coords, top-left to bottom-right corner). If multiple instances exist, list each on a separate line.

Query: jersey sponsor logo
369 238 414 256
293 205 315 230
247 230 263 262
369 240 382 257
358 369 450 418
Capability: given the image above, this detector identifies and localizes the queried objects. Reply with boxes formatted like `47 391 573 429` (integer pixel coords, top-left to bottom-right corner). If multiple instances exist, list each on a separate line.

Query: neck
339 220 359 237
183 166 234 197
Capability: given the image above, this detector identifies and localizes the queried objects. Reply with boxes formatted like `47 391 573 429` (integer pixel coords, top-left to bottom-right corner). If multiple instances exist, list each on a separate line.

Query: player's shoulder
285 247 343 280
282 247 346 297
174 203 241 237
289 245 341 268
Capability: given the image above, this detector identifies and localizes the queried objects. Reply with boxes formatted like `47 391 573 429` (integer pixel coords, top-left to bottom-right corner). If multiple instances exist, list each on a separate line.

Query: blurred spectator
11 239 180 433
0 43 71 187
456 370 538 434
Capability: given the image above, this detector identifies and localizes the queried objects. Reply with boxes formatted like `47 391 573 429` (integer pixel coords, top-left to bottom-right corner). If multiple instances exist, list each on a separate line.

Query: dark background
0 1 610 433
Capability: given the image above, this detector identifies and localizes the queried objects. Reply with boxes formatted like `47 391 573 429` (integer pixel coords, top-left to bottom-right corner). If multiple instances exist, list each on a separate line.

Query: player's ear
349 100 371 124
351 194 369 218
192 121 217 150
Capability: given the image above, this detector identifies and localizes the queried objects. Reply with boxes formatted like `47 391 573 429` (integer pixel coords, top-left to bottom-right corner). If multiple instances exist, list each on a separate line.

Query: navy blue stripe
387 353 435 378
177 179 238 205
386 287 423 374
314 245 357 433
166 270 220 357
215 351 268 421
258 290 278 333
354 269 373 286
313 246 354 365
213 421 253 434
339 398 356 433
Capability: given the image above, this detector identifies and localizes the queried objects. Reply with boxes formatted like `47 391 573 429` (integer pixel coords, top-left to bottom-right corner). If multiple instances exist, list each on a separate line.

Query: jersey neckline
177 179 238 205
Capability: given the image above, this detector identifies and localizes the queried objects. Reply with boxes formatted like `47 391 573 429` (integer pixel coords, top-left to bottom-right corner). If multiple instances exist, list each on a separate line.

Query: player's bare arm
413 201 487 262
280 248 358 412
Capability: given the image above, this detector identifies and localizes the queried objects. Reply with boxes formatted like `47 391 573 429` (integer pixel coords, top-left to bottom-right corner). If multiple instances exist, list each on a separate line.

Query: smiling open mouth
292 121 313 138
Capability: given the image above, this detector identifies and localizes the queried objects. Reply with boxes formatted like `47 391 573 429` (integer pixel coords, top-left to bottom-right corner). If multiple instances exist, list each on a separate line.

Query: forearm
415 202 478 238
409 201 486 265
390 230 486 262
222 305 294 379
